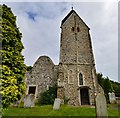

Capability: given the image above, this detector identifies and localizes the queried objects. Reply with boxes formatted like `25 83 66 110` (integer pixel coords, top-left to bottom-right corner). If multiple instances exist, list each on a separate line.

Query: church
25 8 103 106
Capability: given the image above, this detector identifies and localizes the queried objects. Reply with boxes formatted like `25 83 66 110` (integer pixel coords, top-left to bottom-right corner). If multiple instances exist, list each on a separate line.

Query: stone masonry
25 9 103 106
25 56 58 100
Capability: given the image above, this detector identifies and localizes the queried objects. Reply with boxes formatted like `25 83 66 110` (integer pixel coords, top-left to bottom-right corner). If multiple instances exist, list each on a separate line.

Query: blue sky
3 2 118 82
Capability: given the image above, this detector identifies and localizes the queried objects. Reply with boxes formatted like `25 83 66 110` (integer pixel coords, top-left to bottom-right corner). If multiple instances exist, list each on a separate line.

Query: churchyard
1 3 119 118
1 92 119 117
2 92 119 117
2 104 119 117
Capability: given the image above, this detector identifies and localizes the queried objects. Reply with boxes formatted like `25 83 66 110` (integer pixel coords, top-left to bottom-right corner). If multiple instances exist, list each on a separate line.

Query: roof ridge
61 9 75 25
61 9 89 29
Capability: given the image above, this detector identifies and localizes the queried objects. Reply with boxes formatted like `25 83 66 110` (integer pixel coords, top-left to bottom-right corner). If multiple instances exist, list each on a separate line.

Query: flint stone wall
25 56 58 99
57 11 102 106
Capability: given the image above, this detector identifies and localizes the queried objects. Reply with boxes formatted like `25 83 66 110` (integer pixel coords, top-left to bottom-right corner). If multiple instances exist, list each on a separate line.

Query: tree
0 5 1 51
111 81 120 93
1 4 26 108
27 66 32 71
103 77 113 102
97 73 114 92
97 73 115 102
103 77 113 94
97 72 120 93
97 73 104 89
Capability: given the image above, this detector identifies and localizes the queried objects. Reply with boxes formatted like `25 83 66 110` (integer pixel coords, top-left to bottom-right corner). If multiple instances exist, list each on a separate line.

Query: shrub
63 96 70 104
39 85 57 105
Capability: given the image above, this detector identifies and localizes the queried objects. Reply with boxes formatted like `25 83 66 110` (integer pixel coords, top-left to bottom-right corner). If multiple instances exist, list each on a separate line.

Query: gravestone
95 93 108 118
108 92 116 104
24 94 35 108
53 98 61 110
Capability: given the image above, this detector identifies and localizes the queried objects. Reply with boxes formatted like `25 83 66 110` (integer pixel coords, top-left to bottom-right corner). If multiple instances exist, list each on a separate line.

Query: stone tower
57 9 102 106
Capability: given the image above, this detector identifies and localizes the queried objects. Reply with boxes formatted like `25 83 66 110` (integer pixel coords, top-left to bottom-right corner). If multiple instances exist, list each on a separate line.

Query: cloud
3 2 118 82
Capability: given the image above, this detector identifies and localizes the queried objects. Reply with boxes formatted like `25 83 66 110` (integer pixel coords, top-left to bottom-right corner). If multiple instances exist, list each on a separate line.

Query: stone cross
108 92 116 104
95 93 108 118
53 98 61 110
24 94 35 108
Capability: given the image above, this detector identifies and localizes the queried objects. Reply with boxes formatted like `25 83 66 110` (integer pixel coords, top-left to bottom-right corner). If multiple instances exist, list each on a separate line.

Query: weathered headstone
95 93 108 118
53 98 61 110
116 97 120 105
108 92 116 104
24 94 35 108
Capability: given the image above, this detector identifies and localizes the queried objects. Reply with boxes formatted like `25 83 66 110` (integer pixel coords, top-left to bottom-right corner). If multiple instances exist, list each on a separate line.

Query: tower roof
61 9 90 29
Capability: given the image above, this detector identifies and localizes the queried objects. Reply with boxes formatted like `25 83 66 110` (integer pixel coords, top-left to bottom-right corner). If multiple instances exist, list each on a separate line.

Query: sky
2 1 118 82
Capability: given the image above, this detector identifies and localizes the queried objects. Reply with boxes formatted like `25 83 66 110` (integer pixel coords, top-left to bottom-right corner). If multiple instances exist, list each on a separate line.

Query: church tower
57 9 102 106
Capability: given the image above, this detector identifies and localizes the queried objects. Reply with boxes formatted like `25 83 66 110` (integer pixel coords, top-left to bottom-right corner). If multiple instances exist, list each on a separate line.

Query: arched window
77 27 80 32
79 73 83 85
71 27 74 31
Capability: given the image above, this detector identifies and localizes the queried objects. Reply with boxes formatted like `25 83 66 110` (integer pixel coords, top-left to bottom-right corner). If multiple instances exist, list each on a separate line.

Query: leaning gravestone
24 94 35 108
108 92 116 104
53 98 61 110
95 93 108 118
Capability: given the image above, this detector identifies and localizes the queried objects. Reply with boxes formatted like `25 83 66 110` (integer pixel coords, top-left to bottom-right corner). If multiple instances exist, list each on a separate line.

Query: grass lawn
2 104 119 117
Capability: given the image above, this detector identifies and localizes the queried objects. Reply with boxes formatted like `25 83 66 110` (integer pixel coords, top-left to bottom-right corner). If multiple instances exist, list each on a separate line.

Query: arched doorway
80 88 90 105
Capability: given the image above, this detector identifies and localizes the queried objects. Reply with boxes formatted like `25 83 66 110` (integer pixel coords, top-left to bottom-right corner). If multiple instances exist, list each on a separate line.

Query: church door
80 88 90 105
28 86 36 94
